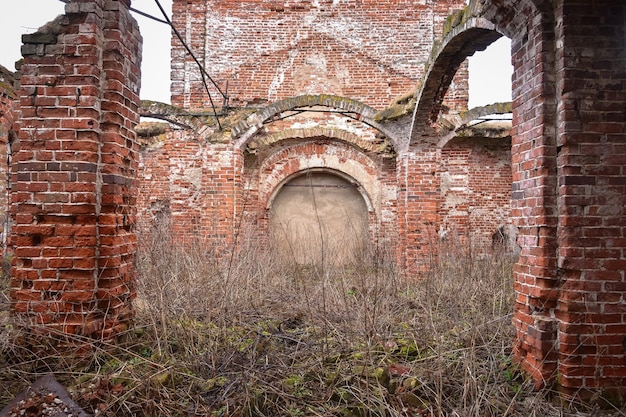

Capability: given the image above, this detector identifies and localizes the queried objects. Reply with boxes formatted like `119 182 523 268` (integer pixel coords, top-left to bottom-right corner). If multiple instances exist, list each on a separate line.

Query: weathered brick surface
7 0 624 402
476 0 626 401
439 137 513 251
170 0 468 111
0 67 16 252
10 0 141 339
137 134 242 255
552 0 626 400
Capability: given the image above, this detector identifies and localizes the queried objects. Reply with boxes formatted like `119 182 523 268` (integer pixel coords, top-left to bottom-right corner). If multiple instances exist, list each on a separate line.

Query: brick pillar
553 0 626 401
9 0 142 339
512 0 626 401
198 144 245 257
97 0 142 339
397 143 441 274
509 1 560 388
0 73 16 254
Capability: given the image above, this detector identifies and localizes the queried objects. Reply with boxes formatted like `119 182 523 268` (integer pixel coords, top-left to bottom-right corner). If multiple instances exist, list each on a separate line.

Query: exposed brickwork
170 0 468 111
475 0 626 402
553 0 626 400
439 137 512 251
395 144 441 271
9 0 142 339
137 133 243 256
0 67 16 251
507 0 561 389
251 140 396 242
6 0 624 403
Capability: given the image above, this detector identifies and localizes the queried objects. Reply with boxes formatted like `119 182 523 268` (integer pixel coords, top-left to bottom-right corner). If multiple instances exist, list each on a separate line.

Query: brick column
207 144 247 257
511 0 626 401
9 0 142 340
553 0 626 401
397 143 441 274
97 0 142 339
509 2 560 387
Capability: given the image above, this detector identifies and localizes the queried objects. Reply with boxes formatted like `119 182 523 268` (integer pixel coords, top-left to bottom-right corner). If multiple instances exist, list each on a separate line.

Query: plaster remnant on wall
184 167 203 190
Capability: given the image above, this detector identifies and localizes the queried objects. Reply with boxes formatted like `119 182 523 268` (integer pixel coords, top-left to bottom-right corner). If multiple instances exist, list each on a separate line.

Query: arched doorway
270 171 369 266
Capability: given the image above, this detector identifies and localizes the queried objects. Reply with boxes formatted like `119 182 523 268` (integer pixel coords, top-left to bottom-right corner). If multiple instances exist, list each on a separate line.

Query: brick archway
407 0 626 401
409 17 503 140
258 141 381 218
240 137 397 256
231 94 401 151
268 169 372 265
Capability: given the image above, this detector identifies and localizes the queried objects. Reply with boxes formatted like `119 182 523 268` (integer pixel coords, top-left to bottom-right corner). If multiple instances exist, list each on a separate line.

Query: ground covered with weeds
1 239 625 416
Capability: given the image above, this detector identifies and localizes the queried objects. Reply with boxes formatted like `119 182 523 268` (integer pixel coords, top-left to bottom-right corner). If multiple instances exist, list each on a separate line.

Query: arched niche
269 169 370 266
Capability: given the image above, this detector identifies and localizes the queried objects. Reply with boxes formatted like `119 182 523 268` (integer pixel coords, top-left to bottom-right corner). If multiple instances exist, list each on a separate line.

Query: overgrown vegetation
0 233 624 416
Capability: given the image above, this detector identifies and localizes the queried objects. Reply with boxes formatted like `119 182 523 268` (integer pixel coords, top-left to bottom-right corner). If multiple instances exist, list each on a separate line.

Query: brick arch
476 0 551 39
424 0 560 392
248 127 395 156
231 94 402 151
409 0 553 142
436 102 512 148
258 141 380 218
267 167 374 214
409 17 503 141
437 102 512 132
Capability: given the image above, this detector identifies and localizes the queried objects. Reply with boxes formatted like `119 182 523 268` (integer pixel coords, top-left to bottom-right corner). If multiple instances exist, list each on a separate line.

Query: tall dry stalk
2 228 622 416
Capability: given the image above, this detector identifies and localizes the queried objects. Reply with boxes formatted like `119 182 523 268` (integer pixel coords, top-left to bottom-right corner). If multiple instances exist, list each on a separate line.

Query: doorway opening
270 171 369 266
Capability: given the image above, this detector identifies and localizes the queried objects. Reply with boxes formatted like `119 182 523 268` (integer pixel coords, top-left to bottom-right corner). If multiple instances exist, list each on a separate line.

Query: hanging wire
57 0 167 24
57 0 227 129
153 0 226 130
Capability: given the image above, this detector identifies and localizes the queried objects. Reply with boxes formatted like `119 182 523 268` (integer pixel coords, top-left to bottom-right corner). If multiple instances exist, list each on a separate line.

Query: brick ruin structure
0 0 624 403
6 0 142 339
137 0 512 270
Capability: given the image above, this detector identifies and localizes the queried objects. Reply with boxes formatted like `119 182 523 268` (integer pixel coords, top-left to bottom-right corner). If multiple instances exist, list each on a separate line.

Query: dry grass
0 232 624 416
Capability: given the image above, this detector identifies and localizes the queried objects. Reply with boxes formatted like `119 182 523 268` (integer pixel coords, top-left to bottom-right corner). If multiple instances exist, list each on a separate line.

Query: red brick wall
0 71 15 252
137 134 399 258
440 137 512 252
170 0 468 111
10 0 142 339
489 0 626 401
552 0 626 400
137 136 243 256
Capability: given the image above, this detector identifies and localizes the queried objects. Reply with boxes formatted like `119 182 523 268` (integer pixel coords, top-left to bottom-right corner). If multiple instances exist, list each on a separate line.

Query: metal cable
57 0 227 129
153 0 225 129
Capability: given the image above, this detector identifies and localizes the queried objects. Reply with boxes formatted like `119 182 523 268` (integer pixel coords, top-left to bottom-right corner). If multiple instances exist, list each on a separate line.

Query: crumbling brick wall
137 134 243 254
10 0 142 339
170 0 468 111
138 0 495 266
0 67 16 253
439 136 513 251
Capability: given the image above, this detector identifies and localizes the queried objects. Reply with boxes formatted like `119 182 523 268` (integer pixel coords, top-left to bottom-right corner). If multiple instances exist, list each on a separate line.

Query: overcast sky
1 0 511 108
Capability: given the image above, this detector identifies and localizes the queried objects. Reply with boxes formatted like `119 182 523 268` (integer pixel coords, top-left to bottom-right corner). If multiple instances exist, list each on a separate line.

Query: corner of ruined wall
10 0 142 341
0 66 17 259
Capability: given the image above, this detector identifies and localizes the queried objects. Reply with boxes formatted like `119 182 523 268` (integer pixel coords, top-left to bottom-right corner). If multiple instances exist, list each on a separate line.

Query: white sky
0 0 512 108
0 0 173 103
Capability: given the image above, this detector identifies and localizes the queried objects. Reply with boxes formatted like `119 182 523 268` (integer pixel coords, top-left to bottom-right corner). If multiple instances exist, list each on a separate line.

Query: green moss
374 89 417 122
442 6 471 38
